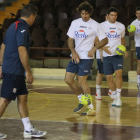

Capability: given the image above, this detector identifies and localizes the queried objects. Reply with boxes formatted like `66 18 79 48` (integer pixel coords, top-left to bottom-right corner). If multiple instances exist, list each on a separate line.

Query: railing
130 49 137 70
30 47 71 68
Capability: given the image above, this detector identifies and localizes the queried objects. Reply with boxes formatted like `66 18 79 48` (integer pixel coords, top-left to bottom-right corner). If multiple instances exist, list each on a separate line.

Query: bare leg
137 60 140 75
96 72 103 85
78 75 91 95
17 94 29 118
106 75 116 91
64 72 82 96
115 69 123 89
0 97 11 117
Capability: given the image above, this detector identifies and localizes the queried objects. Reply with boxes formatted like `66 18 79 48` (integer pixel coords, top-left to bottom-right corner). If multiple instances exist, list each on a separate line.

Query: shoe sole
111 104 116 106
24 132 47 138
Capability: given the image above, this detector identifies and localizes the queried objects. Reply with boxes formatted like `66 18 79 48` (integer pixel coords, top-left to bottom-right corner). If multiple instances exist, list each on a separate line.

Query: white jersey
100 21 125 57
67 18 107 59
131 19 140 47
96 49 101 59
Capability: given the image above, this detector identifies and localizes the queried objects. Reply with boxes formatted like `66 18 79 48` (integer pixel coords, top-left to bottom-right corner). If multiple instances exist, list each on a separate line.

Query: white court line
28 87 54 90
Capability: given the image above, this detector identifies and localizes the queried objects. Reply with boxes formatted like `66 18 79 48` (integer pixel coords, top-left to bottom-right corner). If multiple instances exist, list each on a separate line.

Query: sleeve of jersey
121 25 125 37
16 28 28 47
96 24 107 41
67 21 75 39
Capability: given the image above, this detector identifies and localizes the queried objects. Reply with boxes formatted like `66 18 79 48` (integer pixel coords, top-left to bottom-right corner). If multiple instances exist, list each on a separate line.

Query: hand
102 46 111 55
72 52 80 64
124 51 128 58
88 47 97 57
26 72 34 84
0 66 2 78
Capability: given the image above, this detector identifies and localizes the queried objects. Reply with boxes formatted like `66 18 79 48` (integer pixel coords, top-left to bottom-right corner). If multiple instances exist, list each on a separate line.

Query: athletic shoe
111 98 117 106
0 133 7 139
95 93 102 100
74 102 84 113
116 98 122 107
81 106 96 116
137 83 140 90
108 92 115 99
23 126 47 138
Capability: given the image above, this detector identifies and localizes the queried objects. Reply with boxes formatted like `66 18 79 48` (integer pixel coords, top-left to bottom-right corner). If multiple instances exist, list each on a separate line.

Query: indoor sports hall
0 0 140 140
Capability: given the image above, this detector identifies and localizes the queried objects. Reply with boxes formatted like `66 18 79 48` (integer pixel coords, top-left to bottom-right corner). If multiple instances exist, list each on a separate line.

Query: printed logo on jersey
137 29 140 34
105 32 120 40
75 31 88 39
80 26 87 28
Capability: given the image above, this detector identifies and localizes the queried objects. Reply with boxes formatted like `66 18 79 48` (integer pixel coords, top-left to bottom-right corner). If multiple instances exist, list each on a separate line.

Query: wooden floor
0 79 140 140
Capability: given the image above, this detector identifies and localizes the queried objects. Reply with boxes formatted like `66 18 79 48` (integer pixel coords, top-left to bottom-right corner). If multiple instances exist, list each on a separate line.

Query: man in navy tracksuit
0 4 46 139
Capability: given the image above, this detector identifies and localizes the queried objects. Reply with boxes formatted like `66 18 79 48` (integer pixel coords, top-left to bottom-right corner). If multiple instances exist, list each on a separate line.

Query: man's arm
129 32 134 37
67 37 80 63
88 37 110 57
18 46 33 84
0 43 5 78
0 43 5 65
121 37 128 58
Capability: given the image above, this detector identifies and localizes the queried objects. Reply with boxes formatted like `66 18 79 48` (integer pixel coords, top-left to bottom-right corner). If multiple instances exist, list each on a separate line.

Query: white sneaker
111 98 117 106
116 98 122 107
95 93 102 100
0 133 7 139
23 126 47 138
108 92 115 99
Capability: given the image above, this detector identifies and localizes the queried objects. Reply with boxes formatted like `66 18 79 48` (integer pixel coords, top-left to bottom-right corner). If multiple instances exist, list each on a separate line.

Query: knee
78 79 86 87
18 95 28 103
115 72 122 79
64 78 73 85
0 98 11 106
106 75 113 82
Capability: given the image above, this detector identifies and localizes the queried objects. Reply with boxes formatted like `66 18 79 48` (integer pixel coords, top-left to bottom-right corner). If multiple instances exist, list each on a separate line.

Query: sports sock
137 75 140 84
77 93 83 102
96 85 101 94
112 90 116 98
116 88 122 98
22 117 32 131
88 103 93 109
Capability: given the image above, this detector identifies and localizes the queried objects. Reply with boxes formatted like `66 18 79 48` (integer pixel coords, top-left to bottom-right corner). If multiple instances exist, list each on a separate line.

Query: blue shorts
66 59 94 76
103 55 123 75
97 59 104 74
136 47 140 60
1 73 28 101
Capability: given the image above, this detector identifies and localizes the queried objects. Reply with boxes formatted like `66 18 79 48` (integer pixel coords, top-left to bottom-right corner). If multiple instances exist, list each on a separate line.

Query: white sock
77 93 83 102
88 103 93 109
112 90 117 98
108 89 112 94
96 85 101 94
116 88 121 98
137 75 140 84
22 117 32 131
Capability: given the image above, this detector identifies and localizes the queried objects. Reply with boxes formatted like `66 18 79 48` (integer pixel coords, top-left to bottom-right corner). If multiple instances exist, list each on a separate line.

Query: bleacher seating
0 0 139 68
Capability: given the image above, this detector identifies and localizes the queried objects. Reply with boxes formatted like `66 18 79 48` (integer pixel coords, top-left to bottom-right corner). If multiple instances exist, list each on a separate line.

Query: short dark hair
21 4 38 18
76 1 93 16
107 7 117 15
136 7 140 12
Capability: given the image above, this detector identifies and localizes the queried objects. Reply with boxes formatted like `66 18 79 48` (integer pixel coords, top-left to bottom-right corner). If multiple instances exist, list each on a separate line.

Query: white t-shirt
100 21 125 57
131 19 140 47
96 49 101 59
67 18 107 59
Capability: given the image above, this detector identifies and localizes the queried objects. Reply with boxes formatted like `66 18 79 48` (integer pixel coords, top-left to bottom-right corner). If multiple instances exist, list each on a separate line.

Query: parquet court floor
0 79 140 140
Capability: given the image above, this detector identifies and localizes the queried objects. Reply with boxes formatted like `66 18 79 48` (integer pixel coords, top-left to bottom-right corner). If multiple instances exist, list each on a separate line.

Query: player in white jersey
95 14 115 100
100 7 128 107
64 1 109 115
129 7 140 90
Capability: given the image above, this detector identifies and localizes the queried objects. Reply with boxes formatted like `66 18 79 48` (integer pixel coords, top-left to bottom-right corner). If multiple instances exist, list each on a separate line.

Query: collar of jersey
18 18 30 28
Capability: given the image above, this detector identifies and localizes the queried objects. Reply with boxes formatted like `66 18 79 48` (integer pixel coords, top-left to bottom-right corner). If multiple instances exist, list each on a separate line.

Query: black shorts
103 55 123 75
1 73 28 101
97 59 104 74
136 47 140 60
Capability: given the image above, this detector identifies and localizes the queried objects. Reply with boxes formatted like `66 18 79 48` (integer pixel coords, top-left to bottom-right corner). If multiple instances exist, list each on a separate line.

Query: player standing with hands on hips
65 1 109 116
0 4 46 139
